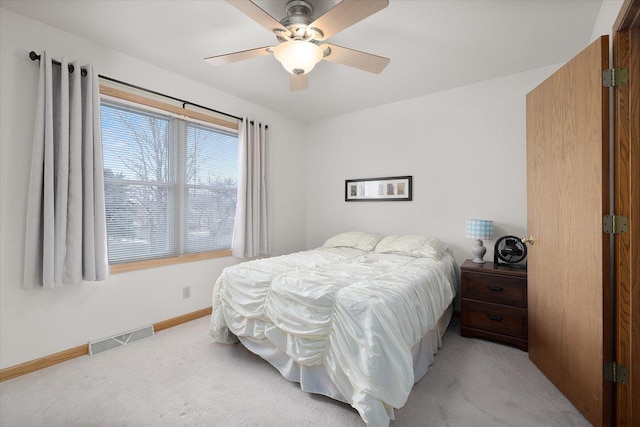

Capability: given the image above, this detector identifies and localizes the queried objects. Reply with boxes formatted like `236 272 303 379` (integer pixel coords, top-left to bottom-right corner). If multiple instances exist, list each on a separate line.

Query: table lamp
465 219 493 263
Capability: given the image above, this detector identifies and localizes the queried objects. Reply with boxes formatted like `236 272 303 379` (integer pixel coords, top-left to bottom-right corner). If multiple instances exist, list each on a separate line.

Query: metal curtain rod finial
29 50 87 76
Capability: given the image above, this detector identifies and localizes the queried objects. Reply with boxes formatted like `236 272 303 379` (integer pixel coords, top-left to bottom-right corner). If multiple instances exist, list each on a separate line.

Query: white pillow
322 231 383 251
374 235 448 260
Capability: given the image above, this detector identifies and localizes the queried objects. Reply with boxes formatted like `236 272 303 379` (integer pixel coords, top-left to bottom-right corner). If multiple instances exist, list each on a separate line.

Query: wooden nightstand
460 259 528 351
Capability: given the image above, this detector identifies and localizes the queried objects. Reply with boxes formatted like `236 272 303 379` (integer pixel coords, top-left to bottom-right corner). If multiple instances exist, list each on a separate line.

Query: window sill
110 249 232 274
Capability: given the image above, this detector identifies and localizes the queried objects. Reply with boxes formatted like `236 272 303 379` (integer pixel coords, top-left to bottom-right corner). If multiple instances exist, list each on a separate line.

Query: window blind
185 123 238 254
101 99 238 264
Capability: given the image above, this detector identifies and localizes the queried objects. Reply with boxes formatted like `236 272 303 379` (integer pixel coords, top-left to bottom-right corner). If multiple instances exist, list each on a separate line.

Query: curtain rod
28 51 266 128
30 50 87 76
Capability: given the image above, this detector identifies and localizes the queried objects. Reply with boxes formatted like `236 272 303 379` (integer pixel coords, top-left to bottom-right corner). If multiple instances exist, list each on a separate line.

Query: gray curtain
232 118 270 258
23 51 108 289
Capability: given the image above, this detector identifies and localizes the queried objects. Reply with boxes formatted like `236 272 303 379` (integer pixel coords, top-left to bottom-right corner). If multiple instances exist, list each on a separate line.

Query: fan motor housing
280 0 318 40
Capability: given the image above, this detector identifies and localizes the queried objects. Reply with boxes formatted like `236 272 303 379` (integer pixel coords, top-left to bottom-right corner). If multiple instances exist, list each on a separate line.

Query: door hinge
603 67 628 87
603 214 628 234
604 362 628 384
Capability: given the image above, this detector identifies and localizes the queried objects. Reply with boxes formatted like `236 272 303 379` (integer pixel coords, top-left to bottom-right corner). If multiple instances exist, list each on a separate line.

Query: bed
210 232 458 426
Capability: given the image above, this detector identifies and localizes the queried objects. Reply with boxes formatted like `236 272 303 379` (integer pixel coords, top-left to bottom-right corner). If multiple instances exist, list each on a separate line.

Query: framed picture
345 176 412 202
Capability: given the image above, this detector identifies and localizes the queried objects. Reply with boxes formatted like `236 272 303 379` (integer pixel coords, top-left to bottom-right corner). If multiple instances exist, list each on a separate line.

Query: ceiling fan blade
290 73 308 91
226 0 289 36
310 0 388 41
205 46 272 66
321 44 389 74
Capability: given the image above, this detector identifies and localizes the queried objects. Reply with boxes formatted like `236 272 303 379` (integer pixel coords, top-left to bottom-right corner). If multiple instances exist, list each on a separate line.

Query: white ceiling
1 0 603 123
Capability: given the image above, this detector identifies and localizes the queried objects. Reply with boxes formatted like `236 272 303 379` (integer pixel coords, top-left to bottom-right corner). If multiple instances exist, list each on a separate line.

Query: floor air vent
89 325 154 356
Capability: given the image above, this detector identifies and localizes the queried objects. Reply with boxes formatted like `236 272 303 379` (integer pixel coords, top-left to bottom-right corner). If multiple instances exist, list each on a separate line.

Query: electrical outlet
183 286 191 299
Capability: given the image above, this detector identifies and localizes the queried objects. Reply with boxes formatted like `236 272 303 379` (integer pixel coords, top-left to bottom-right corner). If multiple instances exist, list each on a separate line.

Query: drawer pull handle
487 286 504 292
487 315 503 321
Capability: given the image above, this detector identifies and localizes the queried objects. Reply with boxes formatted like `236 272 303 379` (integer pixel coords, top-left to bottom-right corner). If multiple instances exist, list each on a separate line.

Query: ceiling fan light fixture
273 40 323 75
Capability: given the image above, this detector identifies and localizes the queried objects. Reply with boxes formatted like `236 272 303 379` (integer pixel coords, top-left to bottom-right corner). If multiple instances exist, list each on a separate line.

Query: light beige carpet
0 317 589 426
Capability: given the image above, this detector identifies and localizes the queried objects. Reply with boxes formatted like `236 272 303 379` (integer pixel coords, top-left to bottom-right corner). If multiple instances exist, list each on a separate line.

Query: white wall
305 64 559 269
591 0 624 42
0 8 307 369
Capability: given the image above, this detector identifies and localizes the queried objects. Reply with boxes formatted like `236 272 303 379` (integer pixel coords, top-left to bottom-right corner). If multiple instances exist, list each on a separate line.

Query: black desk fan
494 235 527 268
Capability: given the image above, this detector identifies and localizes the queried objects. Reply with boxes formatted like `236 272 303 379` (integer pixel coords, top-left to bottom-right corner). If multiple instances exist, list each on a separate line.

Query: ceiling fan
205 0 390 91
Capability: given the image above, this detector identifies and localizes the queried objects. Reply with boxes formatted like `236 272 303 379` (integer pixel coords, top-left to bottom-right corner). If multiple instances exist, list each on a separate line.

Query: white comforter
210 247 456 426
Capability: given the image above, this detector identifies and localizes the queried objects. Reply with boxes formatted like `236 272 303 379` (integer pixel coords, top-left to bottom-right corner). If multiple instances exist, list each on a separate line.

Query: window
100 92 238 267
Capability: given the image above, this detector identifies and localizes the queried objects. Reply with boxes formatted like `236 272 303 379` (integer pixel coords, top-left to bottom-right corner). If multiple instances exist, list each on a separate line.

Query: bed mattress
210 245 457 426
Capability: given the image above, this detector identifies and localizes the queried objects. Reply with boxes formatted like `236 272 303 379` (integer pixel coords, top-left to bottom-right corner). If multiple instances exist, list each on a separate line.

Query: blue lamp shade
465 219 494 239
465 219 493 263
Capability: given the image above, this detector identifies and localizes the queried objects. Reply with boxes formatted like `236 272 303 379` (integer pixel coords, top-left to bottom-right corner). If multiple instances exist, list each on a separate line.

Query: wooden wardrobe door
526 36 612 426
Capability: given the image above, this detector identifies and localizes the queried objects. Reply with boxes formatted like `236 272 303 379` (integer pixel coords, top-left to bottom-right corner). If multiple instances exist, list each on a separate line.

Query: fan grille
494 235 527 265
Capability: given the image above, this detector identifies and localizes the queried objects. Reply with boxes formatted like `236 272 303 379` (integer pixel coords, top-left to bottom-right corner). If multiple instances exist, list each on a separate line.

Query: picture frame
345 176 412 202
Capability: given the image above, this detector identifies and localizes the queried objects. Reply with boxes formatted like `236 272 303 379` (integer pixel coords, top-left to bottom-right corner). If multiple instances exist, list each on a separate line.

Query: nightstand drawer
462 300 528 339
462 271 527 308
